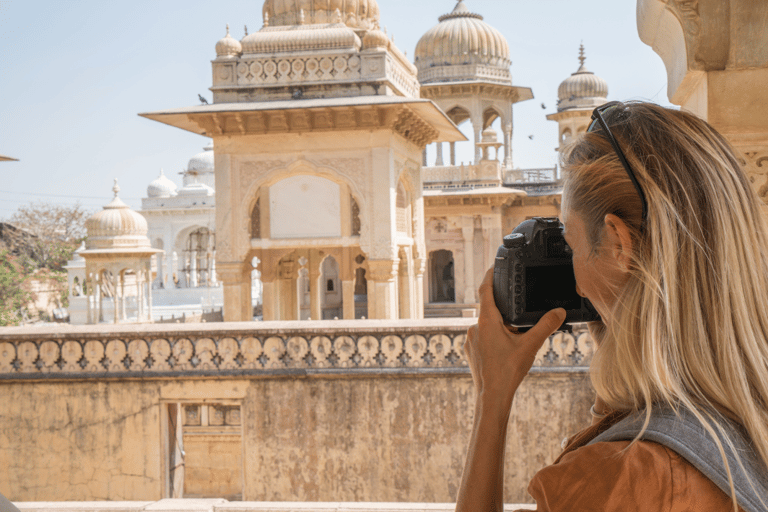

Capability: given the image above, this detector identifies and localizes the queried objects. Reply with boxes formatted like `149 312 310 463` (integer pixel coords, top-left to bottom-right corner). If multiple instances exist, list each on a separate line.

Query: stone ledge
0 319 593 379
15 502 536 512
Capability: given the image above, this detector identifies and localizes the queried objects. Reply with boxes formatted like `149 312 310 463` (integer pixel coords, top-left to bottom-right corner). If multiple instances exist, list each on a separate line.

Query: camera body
493 217 600 328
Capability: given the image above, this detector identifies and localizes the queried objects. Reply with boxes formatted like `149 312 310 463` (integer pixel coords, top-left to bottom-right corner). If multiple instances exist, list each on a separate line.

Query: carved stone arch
482 105 505 129
445 104 472 127
239 158 368 242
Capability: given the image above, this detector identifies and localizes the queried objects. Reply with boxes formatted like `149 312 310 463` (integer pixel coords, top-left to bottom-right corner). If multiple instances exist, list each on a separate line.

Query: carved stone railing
0 320 593 380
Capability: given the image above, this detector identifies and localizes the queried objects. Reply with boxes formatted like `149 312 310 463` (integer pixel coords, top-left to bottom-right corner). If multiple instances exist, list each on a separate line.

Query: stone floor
14 501 537 512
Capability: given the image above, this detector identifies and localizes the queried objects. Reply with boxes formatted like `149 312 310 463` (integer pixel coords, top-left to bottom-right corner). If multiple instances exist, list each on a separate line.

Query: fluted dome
86 180 152 251
415 1 511 85
261 0 380 30
216 25 242 58
557 45 608 112
147 169 178 198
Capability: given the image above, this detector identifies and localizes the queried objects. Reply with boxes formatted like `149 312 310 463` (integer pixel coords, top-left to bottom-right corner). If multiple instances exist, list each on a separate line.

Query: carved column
367 259 399 319
435 142 444 166
503 122 513 170
473 119 483 165
259 251 278 321
217 262 253 322
146 263 154 323
414 256 426 319
450 142 456 166
309 250 323 321
340 247 355 320
398 251 413 320
461 217 476 304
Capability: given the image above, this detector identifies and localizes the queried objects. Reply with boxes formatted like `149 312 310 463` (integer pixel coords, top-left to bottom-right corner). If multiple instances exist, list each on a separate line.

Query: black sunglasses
588 101 649 224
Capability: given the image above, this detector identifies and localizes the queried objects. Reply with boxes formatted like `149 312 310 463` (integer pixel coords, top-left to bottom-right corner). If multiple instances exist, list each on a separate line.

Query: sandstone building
141 0 563 323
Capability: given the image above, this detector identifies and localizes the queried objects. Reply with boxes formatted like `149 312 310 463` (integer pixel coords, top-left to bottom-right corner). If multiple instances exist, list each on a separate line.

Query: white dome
187 143 214 174
415 1 511 84
147 169 178 198
86 180 152 251
216 25 243 58
557 46 608 112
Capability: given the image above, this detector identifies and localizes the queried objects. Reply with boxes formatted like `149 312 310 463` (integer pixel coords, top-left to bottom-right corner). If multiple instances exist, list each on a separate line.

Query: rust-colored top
517 411 743 511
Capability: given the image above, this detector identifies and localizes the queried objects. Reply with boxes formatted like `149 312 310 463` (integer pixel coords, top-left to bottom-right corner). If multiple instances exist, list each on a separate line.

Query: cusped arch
242 159 367 241
444 104 472 127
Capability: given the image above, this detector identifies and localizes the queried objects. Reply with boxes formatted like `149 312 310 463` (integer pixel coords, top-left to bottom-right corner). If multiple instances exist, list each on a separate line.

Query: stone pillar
218 262 252 322
473 122 483 165
155 253 164 289
146 263 154 323
637 0 768 207
503 122 513 170
309 251 323 321
450 142 456 166
171 251 178 288
340 247 355 320
367 259 398 319
398 252 412 320
190 251 198 288
435 142 444 166
422 149 428 167
461 217 476 304
259 253 277 321
414 257 426 319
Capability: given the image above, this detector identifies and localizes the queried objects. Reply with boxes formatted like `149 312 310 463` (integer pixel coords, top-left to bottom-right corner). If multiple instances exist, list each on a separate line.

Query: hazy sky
0 0 673 216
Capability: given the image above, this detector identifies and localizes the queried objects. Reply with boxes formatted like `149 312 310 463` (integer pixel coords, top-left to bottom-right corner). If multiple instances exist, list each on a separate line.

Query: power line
0 189 142 201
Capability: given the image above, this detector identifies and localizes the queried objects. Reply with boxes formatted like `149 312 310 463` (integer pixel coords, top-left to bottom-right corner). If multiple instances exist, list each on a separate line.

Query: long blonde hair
562 101 768 509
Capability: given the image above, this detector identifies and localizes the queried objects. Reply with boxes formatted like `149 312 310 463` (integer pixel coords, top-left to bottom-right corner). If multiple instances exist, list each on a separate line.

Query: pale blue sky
0 0 673 216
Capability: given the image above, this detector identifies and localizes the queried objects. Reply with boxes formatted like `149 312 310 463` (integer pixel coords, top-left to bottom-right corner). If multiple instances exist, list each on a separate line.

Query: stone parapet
15 501 536 511
0 320 593 380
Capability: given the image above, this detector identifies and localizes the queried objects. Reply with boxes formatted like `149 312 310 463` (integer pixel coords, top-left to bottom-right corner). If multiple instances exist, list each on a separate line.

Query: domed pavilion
79 180 161 324
415 0 533 169
141 0 465 322
547 44 609 152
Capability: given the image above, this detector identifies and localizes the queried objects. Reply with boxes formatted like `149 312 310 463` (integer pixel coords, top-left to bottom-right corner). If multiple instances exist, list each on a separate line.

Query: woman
456 101 768 511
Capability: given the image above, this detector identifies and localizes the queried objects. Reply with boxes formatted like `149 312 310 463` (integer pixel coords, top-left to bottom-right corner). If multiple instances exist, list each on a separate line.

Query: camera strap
588 405 767 512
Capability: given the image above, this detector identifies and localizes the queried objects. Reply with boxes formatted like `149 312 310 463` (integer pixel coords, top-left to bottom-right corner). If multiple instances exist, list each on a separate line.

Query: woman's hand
464 268 567 410
456 268 566 512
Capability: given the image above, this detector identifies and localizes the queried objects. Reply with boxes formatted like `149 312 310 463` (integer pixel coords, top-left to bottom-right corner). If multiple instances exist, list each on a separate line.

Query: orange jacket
516 412 744 511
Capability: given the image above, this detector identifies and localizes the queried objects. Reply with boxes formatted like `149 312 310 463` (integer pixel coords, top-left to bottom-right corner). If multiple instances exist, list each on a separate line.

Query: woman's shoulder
527 439 736 511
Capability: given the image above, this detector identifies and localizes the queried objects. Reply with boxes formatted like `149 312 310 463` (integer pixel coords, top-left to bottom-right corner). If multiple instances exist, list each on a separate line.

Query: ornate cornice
186 104 439 148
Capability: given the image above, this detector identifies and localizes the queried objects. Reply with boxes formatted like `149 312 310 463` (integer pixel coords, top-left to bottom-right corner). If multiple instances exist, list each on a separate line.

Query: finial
264 12 269 27
225 24 230 36
579 42 586 67
112 178 120 198
244 24 248 36
383 26 387 35
333 8 342 24
159 168 165 177
299 8 305 25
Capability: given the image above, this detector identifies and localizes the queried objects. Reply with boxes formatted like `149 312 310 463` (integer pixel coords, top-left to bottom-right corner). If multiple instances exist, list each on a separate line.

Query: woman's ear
603 214 633 272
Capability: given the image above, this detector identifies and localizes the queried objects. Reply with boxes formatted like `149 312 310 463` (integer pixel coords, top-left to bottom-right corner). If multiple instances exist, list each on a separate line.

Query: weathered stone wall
0 321 594 503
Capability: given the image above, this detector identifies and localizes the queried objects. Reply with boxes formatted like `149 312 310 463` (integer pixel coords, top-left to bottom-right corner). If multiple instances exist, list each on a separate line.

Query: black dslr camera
493 217 600 329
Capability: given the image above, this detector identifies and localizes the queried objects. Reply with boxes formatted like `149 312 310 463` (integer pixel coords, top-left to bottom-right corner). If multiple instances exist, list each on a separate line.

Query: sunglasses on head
588 101 649 225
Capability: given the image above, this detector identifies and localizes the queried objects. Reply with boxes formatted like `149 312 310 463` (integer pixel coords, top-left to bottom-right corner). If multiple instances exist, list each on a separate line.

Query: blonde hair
562 102 768 509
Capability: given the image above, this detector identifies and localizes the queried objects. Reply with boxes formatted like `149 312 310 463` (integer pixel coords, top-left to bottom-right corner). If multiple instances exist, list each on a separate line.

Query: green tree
0 250 32 326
